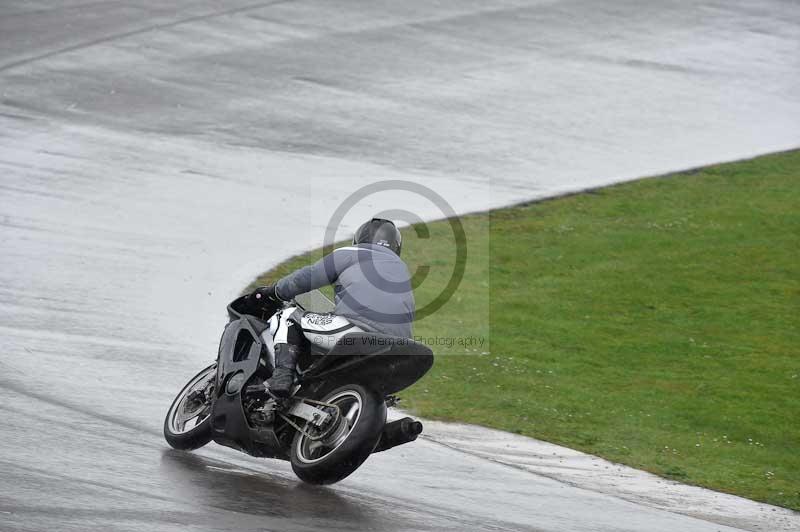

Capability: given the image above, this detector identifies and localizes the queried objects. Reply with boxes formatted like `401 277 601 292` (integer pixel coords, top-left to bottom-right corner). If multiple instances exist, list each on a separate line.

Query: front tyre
290 384 386 485
163 363 216 451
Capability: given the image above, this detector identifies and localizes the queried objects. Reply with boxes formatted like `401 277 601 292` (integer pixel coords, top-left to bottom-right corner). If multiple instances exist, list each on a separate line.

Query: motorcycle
163 289 434 484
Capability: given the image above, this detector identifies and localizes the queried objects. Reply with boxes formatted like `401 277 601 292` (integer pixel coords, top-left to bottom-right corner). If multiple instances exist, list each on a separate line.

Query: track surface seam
0 0 293 73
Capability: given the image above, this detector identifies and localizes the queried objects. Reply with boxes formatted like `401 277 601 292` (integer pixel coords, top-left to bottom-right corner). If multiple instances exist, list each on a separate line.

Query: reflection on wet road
1 1 798 531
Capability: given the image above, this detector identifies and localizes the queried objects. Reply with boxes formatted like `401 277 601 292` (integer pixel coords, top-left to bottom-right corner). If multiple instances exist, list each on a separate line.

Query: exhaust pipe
373 417 423 453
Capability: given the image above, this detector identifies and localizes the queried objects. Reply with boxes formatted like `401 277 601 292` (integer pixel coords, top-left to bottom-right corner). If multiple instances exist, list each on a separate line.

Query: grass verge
250 151 800 510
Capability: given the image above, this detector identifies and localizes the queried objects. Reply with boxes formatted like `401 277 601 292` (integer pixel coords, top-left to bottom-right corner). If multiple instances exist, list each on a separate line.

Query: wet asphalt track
1 1 799 531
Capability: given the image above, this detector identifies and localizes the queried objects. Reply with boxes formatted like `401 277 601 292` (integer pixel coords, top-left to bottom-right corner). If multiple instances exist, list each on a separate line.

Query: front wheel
163 363 216 451
290 384 386 485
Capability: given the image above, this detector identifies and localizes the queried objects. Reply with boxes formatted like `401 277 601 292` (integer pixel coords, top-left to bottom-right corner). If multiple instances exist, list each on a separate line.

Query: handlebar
227 295 281 323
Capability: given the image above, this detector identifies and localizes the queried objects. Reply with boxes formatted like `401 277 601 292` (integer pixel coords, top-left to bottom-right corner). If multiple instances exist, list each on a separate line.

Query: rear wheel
163 364 216 451
290 384 386 485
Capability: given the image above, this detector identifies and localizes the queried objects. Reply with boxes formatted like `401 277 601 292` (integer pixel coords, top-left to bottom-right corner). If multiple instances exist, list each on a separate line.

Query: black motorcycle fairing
210 315 287 459
300 332 434 396
228 294 433 397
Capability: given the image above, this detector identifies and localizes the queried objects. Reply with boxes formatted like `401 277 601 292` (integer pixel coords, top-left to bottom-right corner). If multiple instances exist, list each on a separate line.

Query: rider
250 218 415 397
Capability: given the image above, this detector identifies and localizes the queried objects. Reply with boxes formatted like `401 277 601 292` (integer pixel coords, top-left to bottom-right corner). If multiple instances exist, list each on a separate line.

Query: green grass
251 151 800 510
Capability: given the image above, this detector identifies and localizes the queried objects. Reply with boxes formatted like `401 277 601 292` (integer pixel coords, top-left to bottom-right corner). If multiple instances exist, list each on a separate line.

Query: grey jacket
275 243 415 338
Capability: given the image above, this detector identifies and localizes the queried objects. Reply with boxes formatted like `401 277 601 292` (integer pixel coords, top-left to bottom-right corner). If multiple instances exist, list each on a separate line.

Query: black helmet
353 218 402 255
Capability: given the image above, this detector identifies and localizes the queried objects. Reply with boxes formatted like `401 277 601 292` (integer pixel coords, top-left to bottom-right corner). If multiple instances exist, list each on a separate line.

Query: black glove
250 284 283 305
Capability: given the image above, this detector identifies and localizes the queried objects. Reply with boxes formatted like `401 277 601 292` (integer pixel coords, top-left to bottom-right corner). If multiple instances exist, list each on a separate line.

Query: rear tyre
163 364 216 451
290 383 386 485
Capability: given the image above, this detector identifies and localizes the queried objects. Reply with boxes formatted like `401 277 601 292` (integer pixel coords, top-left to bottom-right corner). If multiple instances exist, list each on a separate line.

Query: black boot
268 343 300 398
